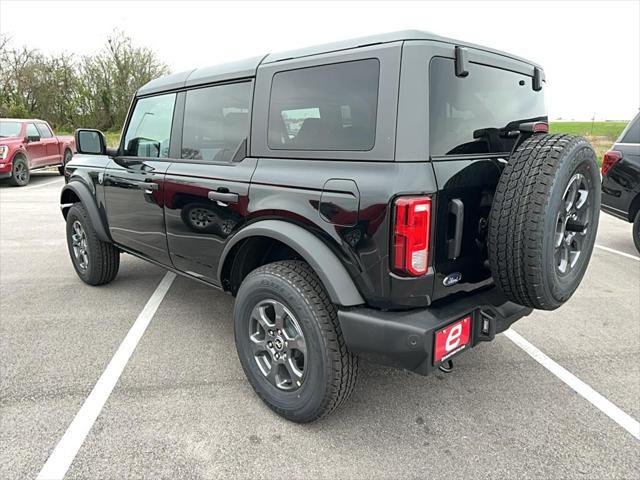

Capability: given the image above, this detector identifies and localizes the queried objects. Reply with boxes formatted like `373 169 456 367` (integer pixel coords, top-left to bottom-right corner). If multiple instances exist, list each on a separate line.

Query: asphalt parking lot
1 171 639 480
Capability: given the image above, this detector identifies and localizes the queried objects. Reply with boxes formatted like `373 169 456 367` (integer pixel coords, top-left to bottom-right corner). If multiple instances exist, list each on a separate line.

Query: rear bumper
338 287 532 375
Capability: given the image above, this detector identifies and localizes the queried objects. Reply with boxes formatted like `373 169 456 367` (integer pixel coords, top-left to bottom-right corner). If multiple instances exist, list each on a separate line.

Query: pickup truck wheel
9 156 30 186
488 134 600 310
633 211 640 254
234 260 358 423
59 149 72 175
66 203 120 285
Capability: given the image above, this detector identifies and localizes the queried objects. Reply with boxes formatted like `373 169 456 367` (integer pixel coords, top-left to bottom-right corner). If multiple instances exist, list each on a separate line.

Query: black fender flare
60 181 111 242
218 220 365 307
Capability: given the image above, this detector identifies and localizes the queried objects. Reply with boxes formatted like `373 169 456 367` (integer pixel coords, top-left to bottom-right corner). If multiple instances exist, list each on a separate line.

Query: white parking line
504 328 640 441
594 244 640 262
36 272 176 480
24 178 64 190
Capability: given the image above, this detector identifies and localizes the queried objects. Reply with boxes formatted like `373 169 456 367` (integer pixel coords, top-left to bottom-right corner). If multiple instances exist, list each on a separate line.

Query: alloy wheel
554 172 593 275
249 299 307 391
14 162 28 184
71 220 89 270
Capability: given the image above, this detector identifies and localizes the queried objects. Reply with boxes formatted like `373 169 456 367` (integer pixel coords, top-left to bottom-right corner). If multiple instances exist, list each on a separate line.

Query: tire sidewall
66 205 96 283
234 270 331 421
633 211 640 254
540 141 601 305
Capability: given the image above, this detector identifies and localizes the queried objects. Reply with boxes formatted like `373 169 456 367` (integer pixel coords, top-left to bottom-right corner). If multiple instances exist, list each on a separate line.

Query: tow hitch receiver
438 359 454 373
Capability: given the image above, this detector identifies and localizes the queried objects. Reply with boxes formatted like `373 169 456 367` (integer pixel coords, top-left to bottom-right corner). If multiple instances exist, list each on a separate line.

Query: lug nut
277 329 282 335
268 330 274 336
285 341 288 347
267 341 273 348
275 353 280 359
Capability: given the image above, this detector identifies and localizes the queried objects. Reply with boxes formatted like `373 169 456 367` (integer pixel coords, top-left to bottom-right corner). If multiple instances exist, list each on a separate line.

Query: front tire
9 156 30 186
234 260 358 423
66 203 120 285
633 211 640 254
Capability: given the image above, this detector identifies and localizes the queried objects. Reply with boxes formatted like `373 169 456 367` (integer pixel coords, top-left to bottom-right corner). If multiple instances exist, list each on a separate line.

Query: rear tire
234 260 358 423
66 203 120 285
59 149 72 175
633 211 640 254
488 134 600 310
9 156 30 186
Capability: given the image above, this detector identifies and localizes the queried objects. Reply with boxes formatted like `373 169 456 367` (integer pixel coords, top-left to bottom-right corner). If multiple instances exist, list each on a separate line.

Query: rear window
429 57 546 157
268 59 379 151
0 121 22 138
621 116 640 144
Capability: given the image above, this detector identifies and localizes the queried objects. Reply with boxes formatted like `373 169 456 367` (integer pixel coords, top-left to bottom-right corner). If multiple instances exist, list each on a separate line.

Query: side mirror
75 129 107 155
26 134 40 143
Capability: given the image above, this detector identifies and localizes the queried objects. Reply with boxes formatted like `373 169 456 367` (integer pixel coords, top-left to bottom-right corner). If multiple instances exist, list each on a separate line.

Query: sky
1 0 639 121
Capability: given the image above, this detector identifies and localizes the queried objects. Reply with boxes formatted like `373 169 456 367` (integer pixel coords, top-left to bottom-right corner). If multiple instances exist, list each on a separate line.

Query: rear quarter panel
250 159 438 308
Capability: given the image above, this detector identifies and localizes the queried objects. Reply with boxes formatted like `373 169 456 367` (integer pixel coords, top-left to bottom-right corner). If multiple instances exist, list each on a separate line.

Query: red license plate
434 315 472 363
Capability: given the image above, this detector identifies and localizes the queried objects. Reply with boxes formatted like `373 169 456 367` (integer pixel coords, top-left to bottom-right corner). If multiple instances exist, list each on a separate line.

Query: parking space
1 178 638 479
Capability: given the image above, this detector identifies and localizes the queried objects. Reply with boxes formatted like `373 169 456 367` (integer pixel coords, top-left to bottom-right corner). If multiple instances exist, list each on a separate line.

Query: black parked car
601 112 640 252
61 31 600 422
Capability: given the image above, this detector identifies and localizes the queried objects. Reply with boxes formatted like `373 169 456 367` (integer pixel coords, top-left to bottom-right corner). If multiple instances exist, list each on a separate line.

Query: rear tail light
602 150 622 176
392 196 431 276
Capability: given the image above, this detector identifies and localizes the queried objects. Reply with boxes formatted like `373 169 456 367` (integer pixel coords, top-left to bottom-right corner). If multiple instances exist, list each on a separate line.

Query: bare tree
0 31 170 131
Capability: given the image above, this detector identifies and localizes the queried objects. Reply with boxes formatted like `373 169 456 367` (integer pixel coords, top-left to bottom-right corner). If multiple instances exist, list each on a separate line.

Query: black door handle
137 182 159 192
447 198 464 260
208 190 239 203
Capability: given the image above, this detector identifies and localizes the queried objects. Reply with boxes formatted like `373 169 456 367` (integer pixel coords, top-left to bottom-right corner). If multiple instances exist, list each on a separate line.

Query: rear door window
268 59 379 151
181 82 252 162
429 57 546 157
123 93 176 158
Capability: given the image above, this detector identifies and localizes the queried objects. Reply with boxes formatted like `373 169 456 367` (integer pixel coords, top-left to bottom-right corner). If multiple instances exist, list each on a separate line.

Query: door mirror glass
26 134 40 143
76 129 106 155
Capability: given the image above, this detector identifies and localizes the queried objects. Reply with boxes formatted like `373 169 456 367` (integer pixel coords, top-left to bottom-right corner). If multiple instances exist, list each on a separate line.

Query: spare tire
488 134 600 310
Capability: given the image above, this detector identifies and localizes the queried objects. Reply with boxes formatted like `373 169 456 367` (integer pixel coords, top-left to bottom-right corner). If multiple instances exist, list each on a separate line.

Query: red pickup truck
0 119 76 186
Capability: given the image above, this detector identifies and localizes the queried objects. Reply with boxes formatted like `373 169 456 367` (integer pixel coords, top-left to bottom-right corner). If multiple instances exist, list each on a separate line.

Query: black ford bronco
61 31 600 422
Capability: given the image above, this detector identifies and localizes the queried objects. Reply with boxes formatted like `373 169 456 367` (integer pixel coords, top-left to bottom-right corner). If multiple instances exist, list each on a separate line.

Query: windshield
429 57 546 157
0 121 23 138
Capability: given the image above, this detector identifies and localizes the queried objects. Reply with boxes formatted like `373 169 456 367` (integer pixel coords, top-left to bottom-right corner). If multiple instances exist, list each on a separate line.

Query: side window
35 123 53 138
268 59 380 151
621 117 640 144
123 93 176 158
25 123 40 139
181 82 251 163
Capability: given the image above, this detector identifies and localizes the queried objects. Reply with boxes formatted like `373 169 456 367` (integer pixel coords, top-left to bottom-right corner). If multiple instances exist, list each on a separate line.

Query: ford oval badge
443 272 462 287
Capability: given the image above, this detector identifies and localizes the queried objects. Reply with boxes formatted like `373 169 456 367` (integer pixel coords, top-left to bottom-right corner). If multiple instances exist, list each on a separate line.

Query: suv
0 119 75 186
601 112 640 252
61 31 600 422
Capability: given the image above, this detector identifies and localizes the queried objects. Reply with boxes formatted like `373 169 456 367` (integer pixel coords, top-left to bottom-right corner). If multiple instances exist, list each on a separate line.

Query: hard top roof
138 30 541 96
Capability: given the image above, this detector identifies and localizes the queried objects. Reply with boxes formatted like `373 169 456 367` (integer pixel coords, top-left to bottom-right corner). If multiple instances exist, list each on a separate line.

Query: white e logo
445 324 462 352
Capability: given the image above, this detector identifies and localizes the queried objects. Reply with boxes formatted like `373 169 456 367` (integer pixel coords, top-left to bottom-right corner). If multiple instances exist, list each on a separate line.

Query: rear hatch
428 55 546 303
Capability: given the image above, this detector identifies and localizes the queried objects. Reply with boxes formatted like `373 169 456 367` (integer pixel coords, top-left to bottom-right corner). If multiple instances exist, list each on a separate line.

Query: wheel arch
218 220 365 307
60 181 111 242
628 190 640 223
